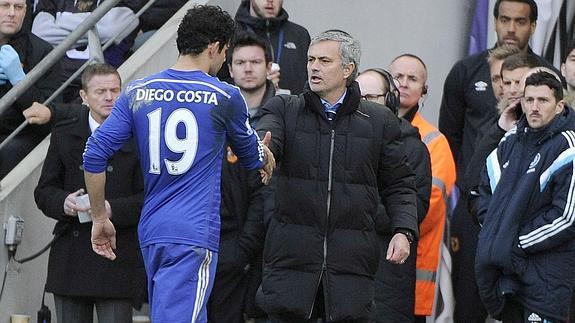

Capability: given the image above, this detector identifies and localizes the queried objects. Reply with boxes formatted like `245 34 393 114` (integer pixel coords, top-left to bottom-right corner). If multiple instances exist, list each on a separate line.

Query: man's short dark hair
564 40 575 63
493 0 538 22
524 71 564 101
226 31 271 65
81 63 120 90
501 52 539 73
176 5 235 56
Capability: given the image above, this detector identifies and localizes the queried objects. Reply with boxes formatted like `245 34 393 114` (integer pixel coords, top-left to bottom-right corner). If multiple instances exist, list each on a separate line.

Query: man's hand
0 45 26 85
267 64 281 90
91 218 117 260
498 97 521 131
386 233 410 265
63 188 84 216
23 102 52 125
259 131 275 185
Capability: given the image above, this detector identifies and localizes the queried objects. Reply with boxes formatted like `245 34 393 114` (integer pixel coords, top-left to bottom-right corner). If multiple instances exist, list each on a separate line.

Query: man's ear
79 89 88 105
561 63 566 78
530 21 537 36
208 41 221 57
343 62 355 80
556 99 565 114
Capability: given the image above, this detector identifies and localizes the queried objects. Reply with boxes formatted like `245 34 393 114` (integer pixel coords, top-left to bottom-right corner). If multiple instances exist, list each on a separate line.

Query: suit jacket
35 106 146 300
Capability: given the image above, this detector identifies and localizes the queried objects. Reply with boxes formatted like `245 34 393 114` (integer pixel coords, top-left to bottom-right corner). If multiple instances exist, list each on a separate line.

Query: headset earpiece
365 68 400 115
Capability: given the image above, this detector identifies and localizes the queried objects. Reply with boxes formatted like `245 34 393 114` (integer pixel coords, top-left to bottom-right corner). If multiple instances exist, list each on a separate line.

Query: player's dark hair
176 5 235 56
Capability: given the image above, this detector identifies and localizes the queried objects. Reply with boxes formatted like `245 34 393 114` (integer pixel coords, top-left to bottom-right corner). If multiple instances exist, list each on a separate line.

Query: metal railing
0 0 159 151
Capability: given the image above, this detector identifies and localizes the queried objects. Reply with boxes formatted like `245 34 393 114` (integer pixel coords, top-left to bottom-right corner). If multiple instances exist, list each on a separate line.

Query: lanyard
275 28 285 64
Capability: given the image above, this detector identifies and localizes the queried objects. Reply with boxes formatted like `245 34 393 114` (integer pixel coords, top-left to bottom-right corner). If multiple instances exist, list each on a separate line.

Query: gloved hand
0 45 25 85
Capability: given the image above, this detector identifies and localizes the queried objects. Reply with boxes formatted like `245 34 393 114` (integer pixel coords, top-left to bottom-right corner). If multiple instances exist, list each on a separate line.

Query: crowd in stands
1 0 575 322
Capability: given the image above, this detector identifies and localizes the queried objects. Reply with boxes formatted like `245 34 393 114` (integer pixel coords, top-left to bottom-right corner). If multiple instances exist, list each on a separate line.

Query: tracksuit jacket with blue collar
476 106 575 320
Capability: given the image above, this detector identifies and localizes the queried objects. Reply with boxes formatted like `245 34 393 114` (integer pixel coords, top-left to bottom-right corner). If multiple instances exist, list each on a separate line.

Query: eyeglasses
361 94 386 102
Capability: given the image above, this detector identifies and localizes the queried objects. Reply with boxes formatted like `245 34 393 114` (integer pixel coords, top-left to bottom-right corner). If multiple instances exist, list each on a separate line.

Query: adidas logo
528 313 542 322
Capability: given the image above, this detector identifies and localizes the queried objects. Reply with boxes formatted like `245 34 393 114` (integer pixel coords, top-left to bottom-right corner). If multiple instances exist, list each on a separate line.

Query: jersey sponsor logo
135 88 219 105
474 80 488 92
527 153 541 174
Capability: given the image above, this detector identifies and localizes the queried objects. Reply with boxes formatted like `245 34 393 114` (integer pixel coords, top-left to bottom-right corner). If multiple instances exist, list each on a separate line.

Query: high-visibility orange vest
411 112 456 316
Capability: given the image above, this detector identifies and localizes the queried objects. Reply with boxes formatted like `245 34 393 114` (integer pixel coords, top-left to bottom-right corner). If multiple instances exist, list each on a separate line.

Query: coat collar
303 81 362 119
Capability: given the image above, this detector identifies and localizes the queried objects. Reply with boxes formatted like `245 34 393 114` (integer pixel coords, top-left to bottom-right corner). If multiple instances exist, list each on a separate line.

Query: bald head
357 70 389 105
390 54 428 115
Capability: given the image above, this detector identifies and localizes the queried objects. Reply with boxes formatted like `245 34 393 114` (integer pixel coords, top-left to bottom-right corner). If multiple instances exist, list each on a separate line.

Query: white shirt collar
88 112 101 134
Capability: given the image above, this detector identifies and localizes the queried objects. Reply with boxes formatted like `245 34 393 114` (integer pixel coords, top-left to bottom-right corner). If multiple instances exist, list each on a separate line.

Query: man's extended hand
386 232 410 265
23 102 52 125
259 131 276 185
91 218 117 261
0 45 26 85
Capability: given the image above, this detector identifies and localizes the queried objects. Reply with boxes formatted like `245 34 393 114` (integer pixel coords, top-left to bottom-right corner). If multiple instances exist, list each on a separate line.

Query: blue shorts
141 243 218 323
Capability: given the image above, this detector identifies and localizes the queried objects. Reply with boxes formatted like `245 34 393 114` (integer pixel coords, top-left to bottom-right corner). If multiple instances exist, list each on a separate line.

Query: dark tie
325 110 337 122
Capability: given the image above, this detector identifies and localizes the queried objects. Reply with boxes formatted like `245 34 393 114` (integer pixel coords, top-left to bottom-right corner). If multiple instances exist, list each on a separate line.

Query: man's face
80 73 121 123
229 45 270 93
501 66 531 100
495 1 535 50
250 0 283 19
561 49 575 92
390 56 426 110
522 85 564 129
307 40 351 102
0 0 26 40
356 71 387 105
490 58 505 101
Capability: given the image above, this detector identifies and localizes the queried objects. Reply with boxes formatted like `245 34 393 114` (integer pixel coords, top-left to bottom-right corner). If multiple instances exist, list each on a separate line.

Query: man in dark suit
34 63 145 323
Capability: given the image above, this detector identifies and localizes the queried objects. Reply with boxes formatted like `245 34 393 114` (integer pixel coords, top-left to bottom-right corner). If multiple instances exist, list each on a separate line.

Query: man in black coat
0 0 61 178
231 0 309 95
34 64 145 323
256 29 418 322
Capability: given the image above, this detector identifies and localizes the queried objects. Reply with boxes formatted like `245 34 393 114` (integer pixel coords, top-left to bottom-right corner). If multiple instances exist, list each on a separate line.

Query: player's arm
224 90 263 168
83 93 133 260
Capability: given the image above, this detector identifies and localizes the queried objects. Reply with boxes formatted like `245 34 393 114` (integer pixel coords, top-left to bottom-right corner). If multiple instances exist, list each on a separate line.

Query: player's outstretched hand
260 131 275 185
91 218 117 261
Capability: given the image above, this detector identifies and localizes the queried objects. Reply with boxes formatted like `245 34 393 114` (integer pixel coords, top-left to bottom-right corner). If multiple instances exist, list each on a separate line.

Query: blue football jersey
83 69 265 251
